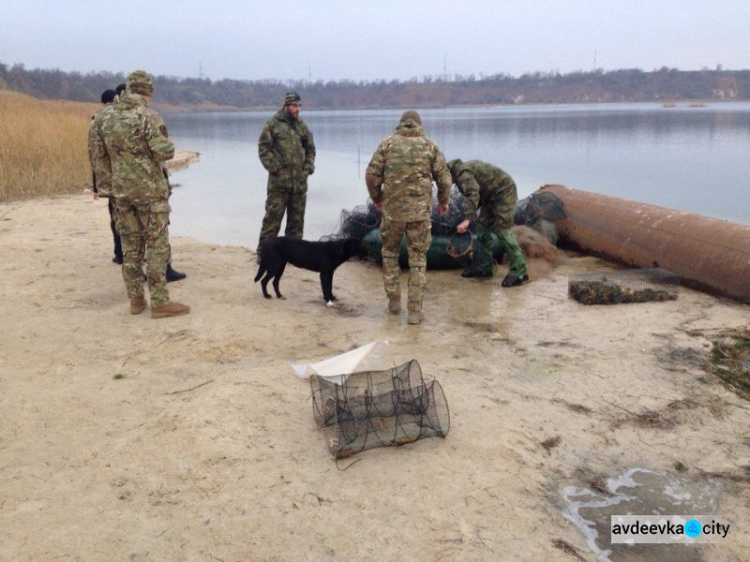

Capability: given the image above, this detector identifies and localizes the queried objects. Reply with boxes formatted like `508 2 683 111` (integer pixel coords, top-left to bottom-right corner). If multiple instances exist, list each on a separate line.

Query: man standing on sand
447 158 529 286
366 110 452 325
109 83 187 283
256 92 316 264
89 88 123 265
91 70 190 318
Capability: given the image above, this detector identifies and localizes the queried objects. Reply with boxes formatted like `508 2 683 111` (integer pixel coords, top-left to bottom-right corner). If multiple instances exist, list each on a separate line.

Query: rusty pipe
537 184 750 303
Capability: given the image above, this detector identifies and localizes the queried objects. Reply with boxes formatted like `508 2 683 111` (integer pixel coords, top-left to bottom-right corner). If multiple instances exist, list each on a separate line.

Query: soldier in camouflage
256 92 316 262
88 89 122 264
447 159 529 286
91 70 190 318
366 110 452 325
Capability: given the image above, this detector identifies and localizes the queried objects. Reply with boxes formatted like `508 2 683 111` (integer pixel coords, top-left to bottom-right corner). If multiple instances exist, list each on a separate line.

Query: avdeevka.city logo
611 515 730 544
684 519 703 538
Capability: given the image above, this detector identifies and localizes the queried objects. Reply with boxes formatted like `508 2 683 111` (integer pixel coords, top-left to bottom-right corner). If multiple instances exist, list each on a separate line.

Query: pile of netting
324 187 565 244
322 186 469 243
310 360 450 459
321 186 566 271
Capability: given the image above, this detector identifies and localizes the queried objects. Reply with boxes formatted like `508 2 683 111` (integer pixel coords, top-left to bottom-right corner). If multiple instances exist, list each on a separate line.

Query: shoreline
0 194 748 561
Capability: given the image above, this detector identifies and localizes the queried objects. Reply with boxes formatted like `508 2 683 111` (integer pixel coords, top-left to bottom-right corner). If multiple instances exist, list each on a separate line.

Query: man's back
366 118 451 222
94 92 174 200
458 160 510 189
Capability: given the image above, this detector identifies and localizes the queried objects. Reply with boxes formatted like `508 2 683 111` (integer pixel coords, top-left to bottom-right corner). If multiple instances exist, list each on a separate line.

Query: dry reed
0 91 97 202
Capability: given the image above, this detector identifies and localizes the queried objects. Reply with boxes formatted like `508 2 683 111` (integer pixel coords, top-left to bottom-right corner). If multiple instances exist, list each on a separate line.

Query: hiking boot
113 255 123 265
502 273 529 287
166 264 187 283
151 301 191 319
130 296 147 315
388 296 401 314
407 310 423 325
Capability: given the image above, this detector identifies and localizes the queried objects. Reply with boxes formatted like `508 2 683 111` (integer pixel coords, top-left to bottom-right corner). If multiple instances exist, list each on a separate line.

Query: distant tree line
1 62 748 110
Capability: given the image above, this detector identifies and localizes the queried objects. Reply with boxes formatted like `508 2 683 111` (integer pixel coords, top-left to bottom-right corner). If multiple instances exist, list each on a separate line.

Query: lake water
165 103 750 248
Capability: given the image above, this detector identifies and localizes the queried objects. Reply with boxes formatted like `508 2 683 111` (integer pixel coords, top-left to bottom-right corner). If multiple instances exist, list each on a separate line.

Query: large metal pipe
537 184 750 303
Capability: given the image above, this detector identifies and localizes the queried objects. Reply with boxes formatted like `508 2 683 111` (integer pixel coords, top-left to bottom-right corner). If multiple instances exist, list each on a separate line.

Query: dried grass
0 90 96 202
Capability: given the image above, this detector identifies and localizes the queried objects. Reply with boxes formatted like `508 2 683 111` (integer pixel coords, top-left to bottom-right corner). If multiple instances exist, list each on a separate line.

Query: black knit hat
100 89 116 104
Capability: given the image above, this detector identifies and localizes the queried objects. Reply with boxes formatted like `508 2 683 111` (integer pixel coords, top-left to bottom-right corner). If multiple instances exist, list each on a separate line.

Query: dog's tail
254 263 266 283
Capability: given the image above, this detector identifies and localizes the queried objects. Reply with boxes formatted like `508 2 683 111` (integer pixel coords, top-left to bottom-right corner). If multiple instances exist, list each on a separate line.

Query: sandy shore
0 193 748 561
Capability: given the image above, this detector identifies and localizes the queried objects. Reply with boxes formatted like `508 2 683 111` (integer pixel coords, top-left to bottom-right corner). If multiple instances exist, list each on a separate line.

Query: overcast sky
2 0 749 82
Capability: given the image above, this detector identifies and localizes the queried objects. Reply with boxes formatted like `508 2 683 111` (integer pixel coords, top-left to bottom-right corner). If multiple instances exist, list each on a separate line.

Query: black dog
254 237 361 305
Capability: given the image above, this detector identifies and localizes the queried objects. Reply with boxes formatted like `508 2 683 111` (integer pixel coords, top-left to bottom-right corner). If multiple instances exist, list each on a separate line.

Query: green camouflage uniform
447 159 527 277
257 109 316 252
91 90 175 306
366 116 452 313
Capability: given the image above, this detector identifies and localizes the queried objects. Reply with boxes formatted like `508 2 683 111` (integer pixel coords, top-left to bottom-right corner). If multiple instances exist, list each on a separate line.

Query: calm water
165 103 750 248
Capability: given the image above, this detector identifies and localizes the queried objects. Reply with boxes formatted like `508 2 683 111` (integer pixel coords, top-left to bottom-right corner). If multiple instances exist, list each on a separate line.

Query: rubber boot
166 264 187 283
502 273 530 287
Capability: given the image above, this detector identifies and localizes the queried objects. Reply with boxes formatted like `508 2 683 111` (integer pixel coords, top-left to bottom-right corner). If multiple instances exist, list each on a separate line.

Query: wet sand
0 194 748 561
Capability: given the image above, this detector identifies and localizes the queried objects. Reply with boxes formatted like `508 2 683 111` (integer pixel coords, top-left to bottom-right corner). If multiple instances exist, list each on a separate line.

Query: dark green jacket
447 159 516 221
258 109 316 192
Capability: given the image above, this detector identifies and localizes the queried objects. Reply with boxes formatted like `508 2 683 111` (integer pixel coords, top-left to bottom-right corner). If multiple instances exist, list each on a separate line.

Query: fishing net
515 191 566 244
311 360 450 459
323 185 561 270
515 191 566 227
431 186 467 235
321 201 381 243
569 268 680 305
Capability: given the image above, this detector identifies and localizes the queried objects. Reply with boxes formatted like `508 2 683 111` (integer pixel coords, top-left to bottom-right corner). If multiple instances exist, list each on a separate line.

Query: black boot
166 264 187 283
461 265 476 278
502 273 529 287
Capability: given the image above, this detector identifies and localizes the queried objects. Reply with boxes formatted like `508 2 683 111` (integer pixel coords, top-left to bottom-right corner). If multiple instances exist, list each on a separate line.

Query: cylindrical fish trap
310 360 450 459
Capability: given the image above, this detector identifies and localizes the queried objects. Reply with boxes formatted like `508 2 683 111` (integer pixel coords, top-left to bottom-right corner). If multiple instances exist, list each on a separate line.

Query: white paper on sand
292 341 391 383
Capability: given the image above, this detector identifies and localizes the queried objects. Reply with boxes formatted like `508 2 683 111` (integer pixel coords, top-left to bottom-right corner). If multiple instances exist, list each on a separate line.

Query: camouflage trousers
114 197 171 306
478 183 527 277
381 217 431 312
257 185 307 253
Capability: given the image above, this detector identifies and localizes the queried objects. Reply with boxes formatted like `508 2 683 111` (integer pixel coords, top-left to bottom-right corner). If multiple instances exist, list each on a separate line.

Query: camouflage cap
284 92 302 106
127 70 154 96
400 110 422 125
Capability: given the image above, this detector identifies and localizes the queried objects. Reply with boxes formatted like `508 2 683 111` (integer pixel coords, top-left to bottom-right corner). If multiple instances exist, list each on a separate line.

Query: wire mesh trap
568 268 680 305
310 360 450 459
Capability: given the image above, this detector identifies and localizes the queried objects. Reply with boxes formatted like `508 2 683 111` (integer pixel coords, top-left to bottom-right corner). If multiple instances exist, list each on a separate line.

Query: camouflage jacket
90 92 174 201
448 159 516 221
258 109 316 192
88 104 113 196
365 120 452 222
